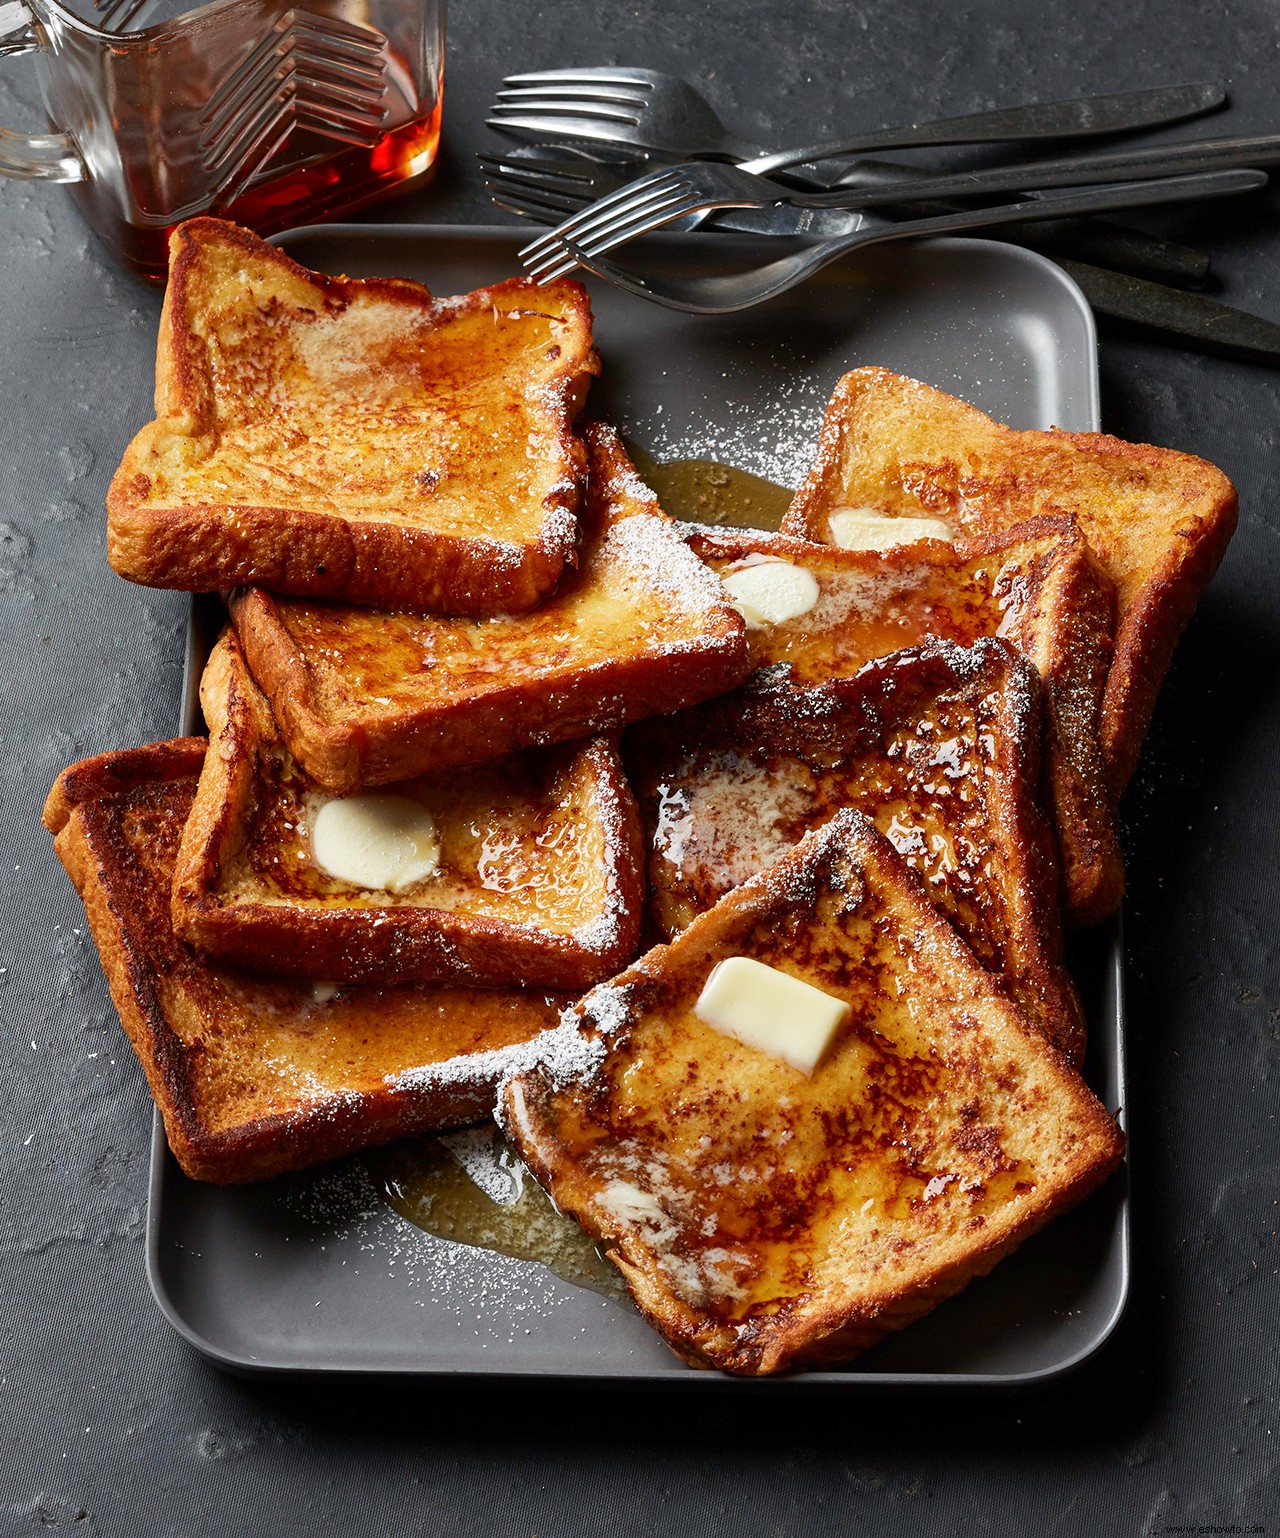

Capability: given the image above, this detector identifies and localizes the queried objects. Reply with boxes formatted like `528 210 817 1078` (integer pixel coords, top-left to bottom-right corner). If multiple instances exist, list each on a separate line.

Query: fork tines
502 67 658 86
477 154 600 191
490 101 643 126
494 84 648 114
477 154 598 221
488 65 657 134
519 168 692 281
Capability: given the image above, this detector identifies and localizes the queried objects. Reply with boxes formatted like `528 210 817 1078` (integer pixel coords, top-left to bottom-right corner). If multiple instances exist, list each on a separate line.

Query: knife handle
746 82 1226 174
1056 260 1280 363
992 220 1210 286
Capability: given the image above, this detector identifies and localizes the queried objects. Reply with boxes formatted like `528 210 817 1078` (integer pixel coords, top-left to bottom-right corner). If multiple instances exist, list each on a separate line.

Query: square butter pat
694 956 850 1075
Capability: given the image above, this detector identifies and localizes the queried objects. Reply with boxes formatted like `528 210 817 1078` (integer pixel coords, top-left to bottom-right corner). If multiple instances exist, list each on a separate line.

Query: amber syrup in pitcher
94 98 441 283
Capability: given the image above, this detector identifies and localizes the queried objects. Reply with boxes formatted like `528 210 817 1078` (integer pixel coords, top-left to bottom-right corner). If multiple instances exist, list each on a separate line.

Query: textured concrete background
0 1 1277 1533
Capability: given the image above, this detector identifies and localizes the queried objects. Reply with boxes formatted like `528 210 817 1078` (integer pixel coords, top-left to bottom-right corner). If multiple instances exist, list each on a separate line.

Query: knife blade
772 81 1228 182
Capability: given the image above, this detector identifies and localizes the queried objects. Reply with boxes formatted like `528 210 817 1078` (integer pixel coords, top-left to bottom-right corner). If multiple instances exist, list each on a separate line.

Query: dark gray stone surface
0 1 1276 1533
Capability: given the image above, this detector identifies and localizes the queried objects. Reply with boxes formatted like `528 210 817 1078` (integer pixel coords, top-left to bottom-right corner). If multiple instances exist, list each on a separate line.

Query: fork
479 149 1214 287
520 144 1270 281
489 68 1225 180
545 169 1266 313
484 150 1280 362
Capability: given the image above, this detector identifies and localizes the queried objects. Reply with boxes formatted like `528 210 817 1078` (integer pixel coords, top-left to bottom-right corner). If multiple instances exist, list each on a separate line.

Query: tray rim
145 221 1125 1390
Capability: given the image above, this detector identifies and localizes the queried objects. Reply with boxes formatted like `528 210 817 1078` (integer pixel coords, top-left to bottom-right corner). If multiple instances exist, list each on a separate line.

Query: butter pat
720 560 819 628
694 956 850 1075
311 794 440 893
828 506 953 551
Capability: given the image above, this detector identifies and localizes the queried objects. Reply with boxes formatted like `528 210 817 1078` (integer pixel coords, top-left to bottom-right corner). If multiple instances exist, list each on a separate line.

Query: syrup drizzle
368 1126 629 1302
625 442 792 532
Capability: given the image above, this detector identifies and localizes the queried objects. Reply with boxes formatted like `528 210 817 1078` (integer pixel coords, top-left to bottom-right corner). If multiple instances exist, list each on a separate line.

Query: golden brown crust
625 637 1086 1064
782 366 1238 797
226 588 354 789
107 501 580 616
979 518 1123 927
171 630 645 990
228 424 750 792
1097 501 1236 794
49 745 570 1184
503 811 1124 1375
43 737 209 833
107 217 600 615
685 517 1122 926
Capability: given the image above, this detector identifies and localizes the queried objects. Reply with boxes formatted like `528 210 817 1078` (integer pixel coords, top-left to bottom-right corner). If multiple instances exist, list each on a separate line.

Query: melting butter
721 559 819 627
827 507 954 551
311 793 439 892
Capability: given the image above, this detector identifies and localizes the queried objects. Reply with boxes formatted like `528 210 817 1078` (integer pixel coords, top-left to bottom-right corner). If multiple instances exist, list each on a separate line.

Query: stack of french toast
45 217 1238 1376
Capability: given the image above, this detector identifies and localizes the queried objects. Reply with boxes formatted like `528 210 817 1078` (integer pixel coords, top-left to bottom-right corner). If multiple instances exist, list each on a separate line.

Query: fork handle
744 82 1225 176
776 155 1211 285
812 159 1212 286
770 170 1265 304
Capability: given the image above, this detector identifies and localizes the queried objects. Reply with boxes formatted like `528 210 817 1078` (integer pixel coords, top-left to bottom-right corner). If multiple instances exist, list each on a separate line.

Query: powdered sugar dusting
626 357 825 489
588 1151 751 1305
608 510 738 613
537 494 580 560
653 749 809 896
494 979 643 1132
274 1156 610 1334
438 1126 525 1204
492 1004 613 1133
572 740 641 957
578 979 641 1039
384 1026 566 1099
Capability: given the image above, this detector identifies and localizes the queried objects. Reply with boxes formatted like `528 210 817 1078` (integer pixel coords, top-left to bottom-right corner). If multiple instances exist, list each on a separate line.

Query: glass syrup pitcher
0 0 445 279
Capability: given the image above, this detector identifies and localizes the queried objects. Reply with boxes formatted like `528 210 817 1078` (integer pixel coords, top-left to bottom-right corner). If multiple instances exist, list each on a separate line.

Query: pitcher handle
0 2 87 182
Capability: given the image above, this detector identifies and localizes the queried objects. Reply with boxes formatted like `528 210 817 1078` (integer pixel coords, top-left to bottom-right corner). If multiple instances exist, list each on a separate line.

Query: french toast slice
501 810 1125 1376
107 218 599 615
43 741 571 1184
170 630 644 989
229 424 750 793
689 520 1121 926
781 366 1238 795
626 638 1085 1064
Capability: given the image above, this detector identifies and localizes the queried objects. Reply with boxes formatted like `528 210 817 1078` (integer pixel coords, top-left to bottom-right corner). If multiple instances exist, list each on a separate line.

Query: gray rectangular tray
146 224 1127 1387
